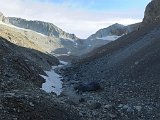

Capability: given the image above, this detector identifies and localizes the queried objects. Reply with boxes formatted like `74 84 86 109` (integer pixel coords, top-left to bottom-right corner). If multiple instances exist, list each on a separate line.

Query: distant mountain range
0 12 140 61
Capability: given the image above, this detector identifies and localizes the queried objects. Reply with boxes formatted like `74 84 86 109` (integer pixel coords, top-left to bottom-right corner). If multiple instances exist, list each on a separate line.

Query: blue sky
0 0 151 38
39 0 150 10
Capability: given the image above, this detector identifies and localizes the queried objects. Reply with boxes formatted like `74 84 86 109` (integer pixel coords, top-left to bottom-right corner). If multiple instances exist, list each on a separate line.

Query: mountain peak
87 23 126 40
6 17 78 40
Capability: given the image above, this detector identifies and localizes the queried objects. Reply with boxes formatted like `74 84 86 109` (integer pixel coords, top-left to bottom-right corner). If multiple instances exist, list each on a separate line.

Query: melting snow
40 61 67 95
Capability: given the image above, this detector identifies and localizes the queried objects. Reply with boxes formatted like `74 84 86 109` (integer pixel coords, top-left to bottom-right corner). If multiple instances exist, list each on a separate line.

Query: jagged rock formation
143 0 160 24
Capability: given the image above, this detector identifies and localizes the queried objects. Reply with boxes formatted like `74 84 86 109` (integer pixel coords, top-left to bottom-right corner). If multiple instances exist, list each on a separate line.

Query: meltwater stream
40 61 68 95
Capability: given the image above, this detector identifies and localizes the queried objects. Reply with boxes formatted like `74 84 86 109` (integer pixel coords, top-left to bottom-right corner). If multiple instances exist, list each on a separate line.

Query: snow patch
96 35 121 41
40 61 68 95
67 51 71 54
60 60 68 65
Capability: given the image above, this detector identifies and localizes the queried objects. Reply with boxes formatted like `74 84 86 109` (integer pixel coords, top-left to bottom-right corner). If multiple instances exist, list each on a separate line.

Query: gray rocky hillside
0 37 81 120
59 1 160 120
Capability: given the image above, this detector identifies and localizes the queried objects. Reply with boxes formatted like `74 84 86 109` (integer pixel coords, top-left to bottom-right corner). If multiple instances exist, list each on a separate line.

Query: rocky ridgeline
6 17 78 40
87 23 140 40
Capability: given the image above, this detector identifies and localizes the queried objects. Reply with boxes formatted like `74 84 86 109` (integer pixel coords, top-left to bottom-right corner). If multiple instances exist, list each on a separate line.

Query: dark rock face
143 0 160 24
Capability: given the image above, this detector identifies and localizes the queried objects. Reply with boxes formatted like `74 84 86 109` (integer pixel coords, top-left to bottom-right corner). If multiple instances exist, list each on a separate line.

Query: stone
79 98 85 103
74 82 102 92
29 102 34 107
90 102 102 109
104 104 113 109
134 106 142 112
108 113 117 119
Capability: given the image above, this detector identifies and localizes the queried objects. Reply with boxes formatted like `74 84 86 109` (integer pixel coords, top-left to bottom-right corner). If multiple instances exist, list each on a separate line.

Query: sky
0 0 151 38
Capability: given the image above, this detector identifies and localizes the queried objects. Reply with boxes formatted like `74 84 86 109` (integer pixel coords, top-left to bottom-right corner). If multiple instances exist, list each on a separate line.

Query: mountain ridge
0 12 140 60
6 17 78 40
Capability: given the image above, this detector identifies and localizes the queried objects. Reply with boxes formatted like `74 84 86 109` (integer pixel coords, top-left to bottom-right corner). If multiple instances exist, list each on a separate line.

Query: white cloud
0 0 144 38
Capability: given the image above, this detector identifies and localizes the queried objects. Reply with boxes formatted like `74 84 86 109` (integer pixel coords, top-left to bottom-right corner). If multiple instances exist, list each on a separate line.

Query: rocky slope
0 37 81 120
59 1 160 120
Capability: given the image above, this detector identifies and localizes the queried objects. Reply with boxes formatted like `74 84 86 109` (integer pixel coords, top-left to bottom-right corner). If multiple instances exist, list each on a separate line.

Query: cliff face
143 0 160 24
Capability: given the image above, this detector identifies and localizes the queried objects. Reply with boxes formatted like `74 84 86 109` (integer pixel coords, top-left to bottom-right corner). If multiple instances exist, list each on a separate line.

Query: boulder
74 82 101 92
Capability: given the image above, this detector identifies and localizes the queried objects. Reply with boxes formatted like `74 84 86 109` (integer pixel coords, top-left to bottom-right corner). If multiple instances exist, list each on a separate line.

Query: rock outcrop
0 12 5 21
143 0 160 24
